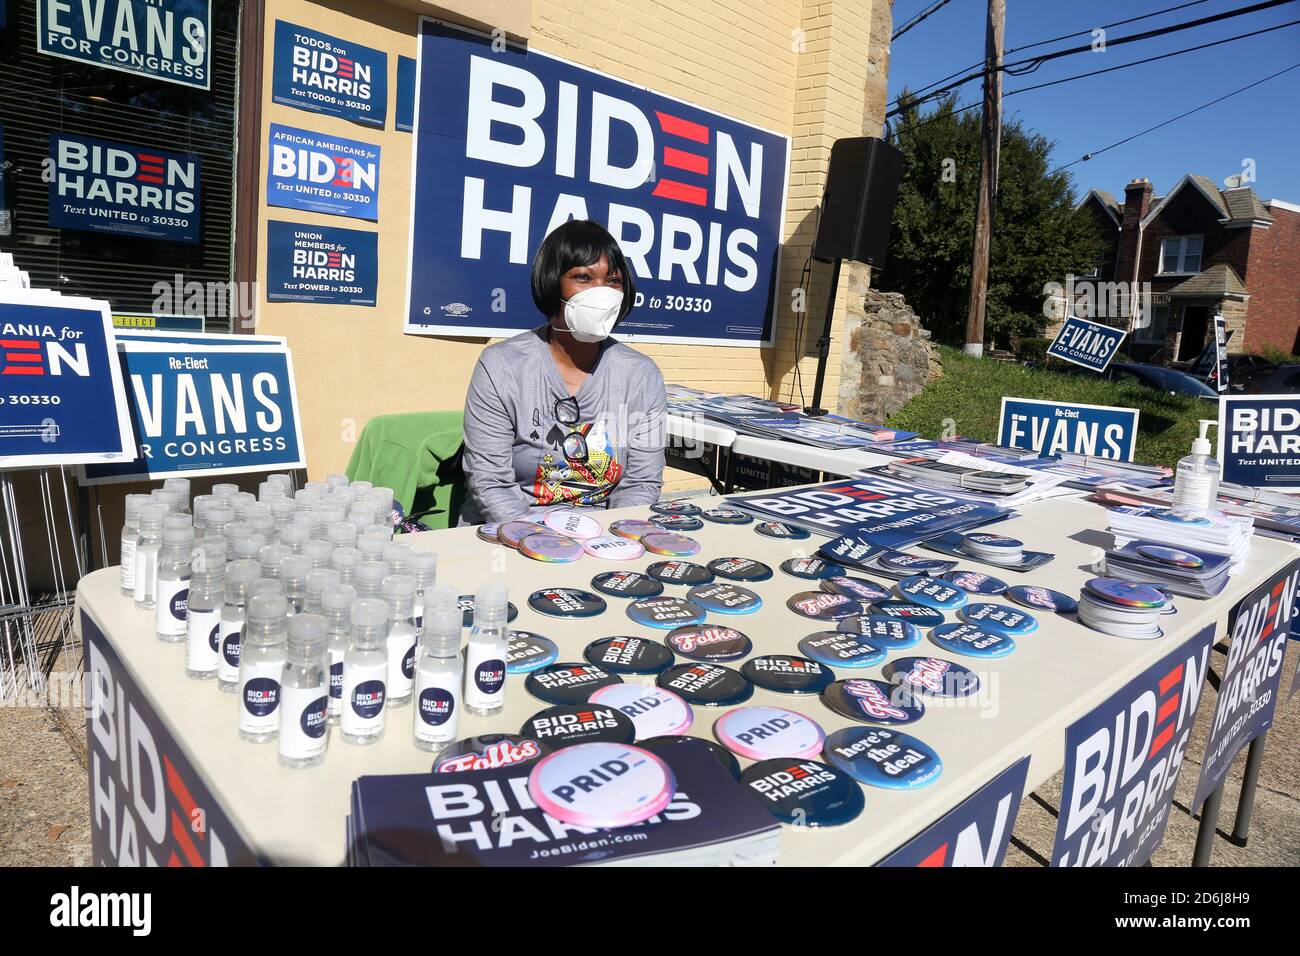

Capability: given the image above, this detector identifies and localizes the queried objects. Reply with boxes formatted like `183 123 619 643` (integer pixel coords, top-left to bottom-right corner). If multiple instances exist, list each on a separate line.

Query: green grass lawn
886 346 1212 469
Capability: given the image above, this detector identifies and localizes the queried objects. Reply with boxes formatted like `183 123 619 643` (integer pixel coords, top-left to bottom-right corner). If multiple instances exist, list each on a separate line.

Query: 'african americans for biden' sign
404 20 791 346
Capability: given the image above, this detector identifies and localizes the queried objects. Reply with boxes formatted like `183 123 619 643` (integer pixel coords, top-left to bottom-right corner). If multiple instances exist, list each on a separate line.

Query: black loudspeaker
812 137 903 266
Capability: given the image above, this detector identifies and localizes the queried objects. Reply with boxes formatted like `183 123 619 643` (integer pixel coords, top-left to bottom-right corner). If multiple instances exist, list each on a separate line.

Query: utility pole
963 0 1005 358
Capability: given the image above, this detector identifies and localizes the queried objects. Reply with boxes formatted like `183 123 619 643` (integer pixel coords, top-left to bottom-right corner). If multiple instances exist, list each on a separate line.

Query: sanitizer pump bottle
1171 419 1221 517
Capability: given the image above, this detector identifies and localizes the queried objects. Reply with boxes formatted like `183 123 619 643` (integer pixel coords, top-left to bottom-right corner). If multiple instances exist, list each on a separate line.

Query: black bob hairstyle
530 219 637 323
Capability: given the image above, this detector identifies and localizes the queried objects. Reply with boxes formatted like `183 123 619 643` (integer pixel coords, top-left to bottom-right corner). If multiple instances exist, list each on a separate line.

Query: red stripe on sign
2 367 43 375
1148 721 1175 759
655 111 709 143
0 340 39 349
136 175 164 184
331 179 351 186
5 353 42 362
652 179 707 206
663 146 708 175
138 153 164 163
918 843 949 867
167 850 182 867
164 755 202 835
1156 692 1180 725
170 811 205 867
1157 663 1183 695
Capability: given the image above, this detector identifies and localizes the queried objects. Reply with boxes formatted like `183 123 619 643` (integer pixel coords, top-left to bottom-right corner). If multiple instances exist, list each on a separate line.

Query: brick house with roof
1075 176 1299 364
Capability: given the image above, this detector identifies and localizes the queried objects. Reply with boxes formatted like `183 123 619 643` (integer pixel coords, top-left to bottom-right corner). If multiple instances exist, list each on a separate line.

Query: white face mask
559 286 624 342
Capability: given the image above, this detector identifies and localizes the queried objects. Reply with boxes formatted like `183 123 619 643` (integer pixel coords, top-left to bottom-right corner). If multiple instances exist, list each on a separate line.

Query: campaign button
787 590 865 621
525 662 623 704
687 582 763 615
962 532 1023 556
432 733 545 774
642 532 702 557
820 678 925 725
527 587 607 618
822 726 943 790
755 521 810 540
528 742 675 829
872 551 954 577
626 595 708 629
882 656 981 698
517 532 586 563
1005 585 1078 614
651 500 702 516
701 507 752 524
714 705 826 761
542 508 603 540
867 601 945 628
897 575 969 610
818 535 880 568
960 602 1039 636
583 636 675 675
821 575 890 603
656 663 754 707
649 513 704 532
640 734 740 778
781 557 846 580
520 703 635 749
590 683 694 738
645 560 714 586
740 758 864 828
942 569 1009 595
1083 578 1167 609
506 631 559 674
1136 544 1205 569
609 518 659 540
591 570 664 599
929 622 1016 659
476 523 500 543
707 556 774 582
798 630 887 668
741 655 835 694
665 624 753 662
497 520 547 549
582 535 645 560
458 595 519 628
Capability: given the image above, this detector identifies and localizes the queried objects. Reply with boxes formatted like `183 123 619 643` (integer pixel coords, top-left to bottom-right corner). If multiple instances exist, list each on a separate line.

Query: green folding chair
345 411 467 531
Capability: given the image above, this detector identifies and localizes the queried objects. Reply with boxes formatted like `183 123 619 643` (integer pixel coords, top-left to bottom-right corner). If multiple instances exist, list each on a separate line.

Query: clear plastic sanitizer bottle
278 613 330 769
279 554 313 616
119 493 149 597
341 597 389 745
463 583 509 716
185 537 227 680
413 586 462 753
218 559 262 694
381 573 418 707
408 551 438 631
155 518 195 643
132 502 167 610
321 584 357 723
238 593 288 743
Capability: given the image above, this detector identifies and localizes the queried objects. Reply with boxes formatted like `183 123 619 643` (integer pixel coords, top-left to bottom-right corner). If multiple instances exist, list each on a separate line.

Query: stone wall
840 288 942 425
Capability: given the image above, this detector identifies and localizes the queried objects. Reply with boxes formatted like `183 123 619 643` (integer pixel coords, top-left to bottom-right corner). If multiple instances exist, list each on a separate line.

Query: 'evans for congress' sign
271 21 388 128
999 396 1138 462
1218 395 1300 488
1047 316 1126 373
36 0 212 90
405 19 790 346
267 124 380 221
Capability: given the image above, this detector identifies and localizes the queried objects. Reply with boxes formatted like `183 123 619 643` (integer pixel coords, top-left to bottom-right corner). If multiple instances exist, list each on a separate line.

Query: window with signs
1159 235 1203 275
0 0 241 330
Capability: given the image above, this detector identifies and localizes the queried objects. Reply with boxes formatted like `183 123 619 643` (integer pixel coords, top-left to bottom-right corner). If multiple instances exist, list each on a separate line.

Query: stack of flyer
346 738 780 867
1103 540 1231 598
1106 506 1253 573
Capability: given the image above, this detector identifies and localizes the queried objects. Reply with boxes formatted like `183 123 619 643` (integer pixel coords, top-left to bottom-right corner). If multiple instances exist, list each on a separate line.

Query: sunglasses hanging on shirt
555 395 590 463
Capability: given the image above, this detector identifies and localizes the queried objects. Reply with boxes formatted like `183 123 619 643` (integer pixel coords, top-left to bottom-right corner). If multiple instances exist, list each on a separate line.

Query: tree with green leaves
875 93 1102 347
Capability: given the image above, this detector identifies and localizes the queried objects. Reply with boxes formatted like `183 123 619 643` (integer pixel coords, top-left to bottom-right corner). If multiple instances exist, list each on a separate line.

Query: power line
1050 61 1300 172
893 0 957 41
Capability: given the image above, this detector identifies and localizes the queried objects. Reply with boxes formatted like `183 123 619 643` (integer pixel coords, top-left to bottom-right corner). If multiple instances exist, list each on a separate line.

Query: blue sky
887 0 1300 202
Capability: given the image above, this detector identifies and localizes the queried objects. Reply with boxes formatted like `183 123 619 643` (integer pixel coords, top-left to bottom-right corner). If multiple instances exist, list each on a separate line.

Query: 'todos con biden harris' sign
404 20 791 346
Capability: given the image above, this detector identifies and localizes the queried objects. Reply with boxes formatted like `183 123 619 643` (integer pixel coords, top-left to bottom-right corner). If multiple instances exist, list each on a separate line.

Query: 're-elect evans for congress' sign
36 0 212 90
267 124 380 221
999 396 1138 462
1047 316 1126 373
49 133 201 243
405 19 790 346
1218 395 1300 488
266 220 377 306
271 21 388 128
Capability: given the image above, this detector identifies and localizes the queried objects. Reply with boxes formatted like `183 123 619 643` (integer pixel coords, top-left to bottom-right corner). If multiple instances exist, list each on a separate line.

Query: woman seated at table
460 219 667 525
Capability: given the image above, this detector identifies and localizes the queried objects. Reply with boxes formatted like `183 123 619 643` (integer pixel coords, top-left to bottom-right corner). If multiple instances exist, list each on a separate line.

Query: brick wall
1243 203 1300 355
1137 187 1251 290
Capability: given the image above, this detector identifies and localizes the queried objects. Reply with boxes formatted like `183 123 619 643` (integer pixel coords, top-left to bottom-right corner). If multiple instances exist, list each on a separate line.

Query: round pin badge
781 557 846 580
497 520 547 549
650 500 702 516
525 662 623 704
506 631 560 674
741 655 835 694
798 630 888 668
650 514 704 532
432 733 545 774
640 734 741 778
528 742 676 829
527 587 608 618
821 575 891 603
821 678 926 725
942 569 1009 595
960 602 1039 636
867 601 945 628
582 535 646 561
838 614 924 649
520 703 636 749
897 575 969 611
458 595 519 628
591 570 663 599
589 683 694 738
665 624 753 662
883 656 981 698
657 662 754 707
707 556 774 582
642 532 702 557
962 532 1023 555
517 532 586 563
609 518 659 541
542 509 603 540
645 560 714 586
1084 578 1167 609
1006 585 1078 614
702 507 753 525
787 590 865 621
687 582 763 615
740 758 864 828
754 521 811 540
476 522 500 544
929 622 1016 658
626 595 708 629
584 636 675 675
1136 544 1205 569
872 551 953 577
822 726 943 790
714 705 826 760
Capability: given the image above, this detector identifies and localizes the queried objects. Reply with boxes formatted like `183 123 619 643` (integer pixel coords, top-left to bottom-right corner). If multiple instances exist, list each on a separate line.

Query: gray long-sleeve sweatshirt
460 326 667 524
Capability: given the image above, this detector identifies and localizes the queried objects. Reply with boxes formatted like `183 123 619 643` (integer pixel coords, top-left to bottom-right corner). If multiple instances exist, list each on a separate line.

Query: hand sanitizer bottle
1172 419 1221 518
463 583 508 716
413 589 463 753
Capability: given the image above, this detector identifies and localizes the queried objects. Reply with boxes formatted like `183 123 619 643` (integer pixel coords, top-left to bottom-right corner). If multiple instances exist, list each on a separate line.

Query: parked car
1105 363 1219 399
1234 364 1300 395
1182 343 1277 391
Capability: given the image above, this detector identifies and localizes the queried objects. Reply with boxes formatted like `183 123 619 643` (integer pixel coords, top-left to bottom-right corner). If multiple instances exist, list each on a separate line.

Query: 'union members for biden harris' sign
1217 395 1300 488
405 19 791 346
265 220 378 306
1047 315 1126 373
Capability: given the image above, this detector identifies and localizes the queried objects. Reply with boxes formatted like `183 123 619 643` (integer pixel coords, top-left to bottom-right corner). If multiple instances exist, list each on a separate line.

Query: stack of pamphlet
883 458 1030 494
1103 540 1231 598
1106 505 1253 573
862 438 1039 462
664 387 914 449
1091 487 1300 544
346 738 780 867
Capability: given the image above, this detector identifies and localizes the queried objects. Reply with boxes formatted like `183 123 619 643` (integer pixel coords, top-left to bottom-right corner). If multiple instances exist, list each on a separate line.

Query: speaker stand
803 256 841 418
